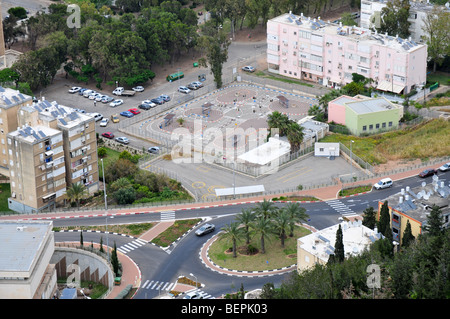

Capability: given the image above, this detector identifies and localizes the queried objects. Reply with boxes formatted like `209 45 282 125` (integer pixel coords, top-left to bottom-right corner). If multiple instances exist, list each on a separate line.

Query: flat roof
0 86 32 109
0 220 53 276
345 97 397 114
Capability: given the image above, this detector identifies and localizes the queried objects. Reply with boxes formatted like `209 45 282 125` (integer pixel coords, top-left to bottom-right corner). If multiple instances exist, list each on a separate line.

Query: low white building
314 142 340 157
0 220 57 299
297 219 382 272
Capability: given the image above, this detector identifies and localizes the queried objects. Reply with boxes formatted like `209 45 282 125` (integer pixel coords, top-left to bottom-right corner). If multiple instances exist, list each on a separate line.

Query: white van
373 178 393 190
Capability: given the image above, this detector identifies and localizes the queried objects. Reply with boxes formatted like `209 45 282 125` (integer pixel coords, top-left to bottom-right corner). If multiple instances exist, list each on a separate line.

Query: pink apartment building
267 12 428 95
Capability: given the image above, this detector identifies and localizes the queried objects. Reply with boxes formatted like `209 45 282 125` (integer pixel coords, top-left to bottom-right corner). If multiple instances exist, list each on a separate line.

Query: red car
102 132 114 139
128 108 141 115
418 169 437 178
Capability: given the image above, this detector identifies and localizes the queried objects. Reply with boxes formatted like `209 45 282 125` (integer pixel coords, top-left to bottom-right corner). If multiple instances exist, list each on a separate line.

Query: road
52 169 450 299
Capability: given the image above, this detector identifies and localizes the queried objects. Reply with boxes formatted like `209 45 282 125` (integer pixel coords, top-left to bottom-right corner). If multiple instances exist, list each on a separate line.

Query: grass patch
209 225 311 271
253 71 315 87
98 146 121 179
151 219 201 247
319 119 450 165
272 195 320 202
0 183 13 213
53 223 155 237
426 72 450 85
339 185 372 197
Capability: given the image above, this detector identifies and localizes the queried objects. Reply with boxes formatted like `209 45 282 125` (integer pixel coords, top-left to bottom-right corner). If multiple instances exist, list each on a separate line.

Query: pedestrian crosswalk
326 199 355 216
160 210 175 221
140 280 215 298
117 238 148 254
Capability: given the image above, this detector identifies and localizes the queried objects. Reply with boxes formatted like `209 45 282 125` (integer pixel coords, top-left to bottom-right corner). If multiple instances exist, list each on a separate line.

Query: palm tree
251 216 274 254
220 222 245 258
283 202 309 237
286 121 304 153
254 199 277 220
267 111 290 136
235 208 255 244
65 182 88 209
272 210 291 247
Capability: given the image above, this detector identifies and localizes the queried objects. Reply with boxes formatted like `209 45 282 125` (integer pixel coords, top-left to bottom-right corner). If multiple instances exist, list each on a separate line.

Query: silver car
195 223 215 236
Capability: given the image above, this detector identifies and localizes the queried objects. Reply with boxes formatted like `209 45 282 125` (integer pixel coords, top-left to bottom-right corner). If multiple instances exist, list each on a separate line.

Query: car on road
195 223 215 236
183 291 203 299
110 99 124 107
111 114 120 123
159 95 171 102
148 146 160 154
115 136 129 144
120 110 134 118
242 65 255 72
132 86 144 92
373 178 393 190
418 169 437 178
68 86 82 93
438 162 450 172
151 97 165 105
128 108 141 115
187 82 200 90
178 86 190 94
99 118 109 127
102 132 114 139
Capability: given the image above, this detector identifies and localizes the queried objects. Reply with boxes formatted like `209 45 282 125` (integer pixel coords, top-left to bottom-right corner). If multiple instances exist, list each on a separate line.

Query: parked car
90 112 103 121
373 178 393 190
78 88 88 95
438 162 450 172
187 83 200 90
148 146 160 154
159 94 171 102
128 108 141 115
101 132 114 139
110 99 124 107
110 114 120 123
191 81 203 88
151 97 165 105
195 223 215 236
95 94 107 102
178 86 190 94
418 169 437 178
242 65 255 72
89 92 101 100
120 111 134 118
83 90 96 97
99 118 109 127
68 86 82 93
138 103 152 110
132 86 145 92
74 108 86 114
183 291 203 299
102 96 114 103
115 136 129 144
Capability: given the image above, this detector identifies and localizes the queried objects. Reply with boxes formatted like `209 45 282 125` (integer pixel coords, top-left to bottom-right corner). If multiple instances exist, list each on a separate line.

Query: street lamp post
350 140 354 180
190 273 198 289
106 216 114 261
101 159 107 210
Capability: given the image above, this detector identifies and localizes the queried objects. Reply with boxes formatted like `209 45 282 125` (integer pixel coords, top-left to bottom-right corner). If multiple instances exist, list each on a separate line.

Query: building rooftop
0 220 53 277
32 99 93 129
383 176 450 224
270 12 425 52
8 124 61 144
298 219 382 263
0 86 32 109
345 97 398 114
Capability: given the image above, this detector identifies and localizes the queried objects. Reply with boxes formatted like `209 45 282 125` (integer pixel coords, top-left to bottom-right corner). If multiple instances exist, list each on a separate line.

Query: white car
439 162 450 172
178 86 190 94
89 93 101 100
83 89 95 97
373 178 393 190
112 87 124 95
183 291 203 299
110 99 123 107
90 112 103 121
132 86 144 92
99 118 109 127
142 99 156 107
115 136 129 144
242 65 255 72
68 86 82 93
96 94 107 102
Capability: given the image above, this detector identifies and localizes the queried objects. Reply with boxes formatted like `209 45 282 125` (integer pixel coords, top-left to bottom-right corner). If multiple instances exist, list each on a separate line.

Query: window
389 121 393 127
363 125 367 131
382 122 386 128
369 124 373 130
376 123 380 129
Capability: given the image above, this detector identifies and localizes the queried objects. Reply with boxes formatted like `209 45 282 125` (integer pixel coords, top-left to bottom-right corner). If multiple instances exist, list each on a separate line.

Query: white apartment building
360 0 450 42
267 12 428 94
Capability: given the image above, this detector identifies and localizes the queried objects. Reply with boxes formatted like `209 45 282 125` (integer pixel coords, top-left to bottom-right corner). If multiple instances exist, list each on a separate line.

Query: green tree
286 121 304 153
377 0 411 39
421 8 450 73
401 220 415 248
282 202 309 237
113 187 136 205
340 12 357 26
65 183 88 209
254 199 277 220
235 208 255 244
220 222 245 258
80 231 84 247
333 224 345 263
424 205 444 237
267 111 290 136
111 242 120 276
362 206 377 230
377 201 391 237
272 210 291 247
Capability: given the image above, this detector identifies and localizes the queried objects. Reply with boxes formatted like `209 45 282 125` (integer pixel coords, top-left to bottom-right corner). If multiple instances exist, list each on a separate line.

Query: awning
377 81 404 94
215 185 265 197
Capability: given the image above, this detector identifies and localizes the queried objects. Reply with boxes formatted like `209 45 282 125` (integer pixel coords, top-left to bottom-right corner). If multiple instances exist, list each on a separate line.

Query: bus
166 71 184 82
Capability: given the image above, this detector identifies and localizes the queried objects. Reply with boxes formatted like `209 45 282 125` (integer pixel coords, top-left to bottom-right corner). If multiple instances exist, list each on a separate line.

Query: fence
339 142 374 175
